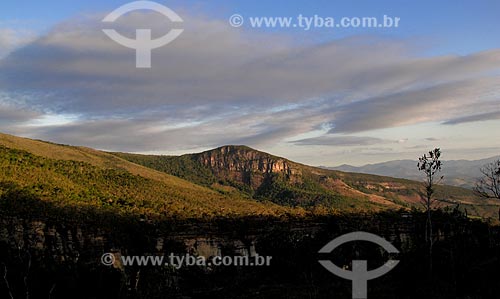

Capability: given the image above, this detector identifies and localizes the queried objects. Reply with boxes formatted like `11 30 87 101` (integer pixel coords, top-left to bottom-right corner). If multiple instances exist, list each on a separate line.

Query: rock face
198 146 294 174
195 146 301 189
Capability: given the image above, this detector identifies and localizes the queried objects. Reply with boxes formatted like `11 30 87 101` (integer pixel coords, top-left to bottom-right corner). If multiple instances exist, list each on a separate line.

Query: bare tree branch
474 160 500 200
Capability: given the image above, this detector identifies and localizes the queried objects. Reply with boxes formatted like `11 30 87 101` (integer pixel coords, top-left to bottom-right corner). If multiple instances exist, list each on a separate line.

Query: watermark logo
101 252 115 266
229 14 244 27
318 231 399 299
100 252 272 268
229 14 400 31
102 1 184 68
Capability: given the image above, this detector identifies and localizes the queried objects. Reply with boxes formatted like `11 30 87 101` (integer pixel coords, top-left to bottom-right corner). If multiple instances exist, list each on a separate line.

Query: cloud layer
0 28 36 59
1 11 499 154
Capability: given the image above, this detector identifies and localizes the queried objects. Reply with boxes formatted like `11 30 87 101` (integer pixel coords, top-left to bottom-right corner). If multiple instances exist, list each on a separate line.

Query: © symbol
318 231 399 299
102 1 184 68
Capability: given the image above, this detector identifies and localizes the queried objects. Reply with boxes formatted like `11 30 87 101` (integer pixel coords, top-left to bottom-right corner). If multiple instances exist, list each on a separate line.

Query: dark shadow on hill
1 182 500 298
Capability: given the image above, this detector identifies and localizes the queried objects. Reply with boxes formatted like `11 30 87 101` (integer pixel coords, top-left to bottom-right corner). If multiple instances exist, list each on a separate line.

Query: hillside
113 146 395 210
1 133 498 299
0 133 296 220
1 132 498 220
112 145 500 219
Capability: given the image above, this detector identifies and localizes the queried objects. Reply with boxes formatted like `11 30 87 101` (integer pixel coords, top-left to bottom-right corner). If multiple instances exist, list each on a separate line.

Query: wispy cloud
443 111 500 125
291 136 391 146
326 77 500 133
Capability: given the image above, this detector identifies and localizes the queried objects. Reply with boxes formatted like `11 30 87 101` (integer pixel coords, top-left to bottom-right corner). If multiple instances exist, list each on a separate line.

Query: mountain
112 145 500 218
115 145 385 210
1 132 498 220
0 133 295 220
2 133 499 299
328 156 500 189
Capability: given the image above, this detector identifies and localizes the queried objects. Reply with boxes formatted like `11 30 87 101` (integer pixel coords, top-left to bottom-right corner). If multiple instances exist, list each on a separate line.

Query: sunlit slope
113 145 500 219
0 133 294 219
2 133 497 220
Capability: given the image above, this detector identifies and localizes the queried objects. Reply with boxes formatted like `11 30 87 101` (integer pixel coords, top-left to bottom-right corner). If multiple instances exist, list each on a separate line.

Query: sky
0 0 499 166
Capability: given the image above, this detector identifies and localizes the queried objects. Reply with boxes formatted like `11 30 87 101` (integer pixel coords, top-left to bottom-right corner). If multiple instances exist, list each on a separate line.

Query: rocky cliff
194 145 302 189
197 146 297 174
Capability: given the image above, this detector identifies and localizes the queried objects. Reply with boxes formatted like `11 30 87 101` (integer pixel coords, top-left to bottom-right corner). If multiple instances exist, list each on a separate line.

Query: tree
474 159 500 220
417 148 443 270
474 159 500 200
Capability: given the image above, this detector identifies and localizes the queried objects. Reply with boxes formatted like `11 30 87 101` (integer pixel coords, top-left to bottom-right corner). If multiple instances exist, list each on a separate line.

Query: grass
2 132 499 220
0 134 302 220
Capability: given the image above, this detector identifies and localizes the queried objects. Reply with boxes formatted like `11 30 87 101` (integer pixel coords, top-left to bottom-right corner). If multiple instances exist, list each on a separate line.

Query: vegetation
112 152 218 187
113 147 500 219
0 145 298 220
417 148 442 250
474 159 500 220
1 207 499 299
1 133 500 298
474 159 500 200
113 149 390 212
2 132 499 220
417 148 443 276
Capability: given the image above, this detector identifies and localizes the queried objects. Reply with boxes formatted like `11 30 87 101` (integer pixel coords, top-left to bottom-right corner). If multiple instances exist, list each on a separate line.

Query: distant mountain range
1 132 499 220
326 156 500 189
